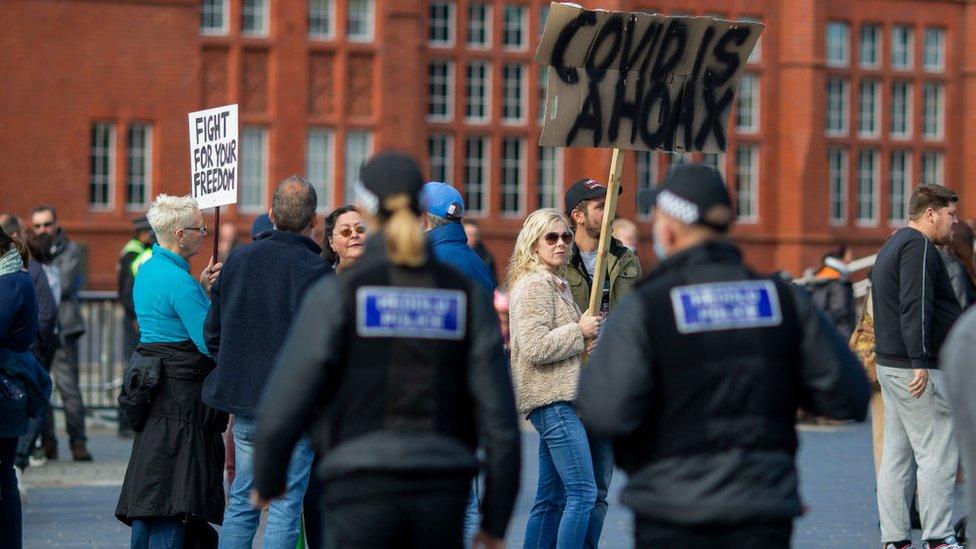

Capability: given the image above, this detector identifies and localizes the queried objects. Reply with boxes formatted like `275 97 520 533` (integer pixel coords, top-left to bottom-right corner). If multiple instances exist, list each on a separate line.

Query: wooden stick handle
586 148 625 316
212 206 221 265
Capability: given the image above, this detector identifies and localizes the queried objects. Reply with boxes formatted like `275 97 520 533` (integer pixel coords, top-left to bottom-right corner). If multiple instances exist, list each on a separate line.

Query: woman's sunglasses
334 225 367 238
543 231 574 246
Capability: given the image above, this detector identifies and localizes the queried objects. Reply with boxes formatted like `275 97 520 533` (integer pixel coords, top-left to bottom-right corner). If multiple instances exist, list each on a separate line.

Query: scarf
0 248 23 277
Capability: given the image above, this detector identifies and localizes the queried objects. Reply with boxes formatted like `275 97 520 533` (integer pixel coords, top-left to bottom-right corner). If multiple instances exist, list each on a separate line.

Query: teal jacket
134 244 211 355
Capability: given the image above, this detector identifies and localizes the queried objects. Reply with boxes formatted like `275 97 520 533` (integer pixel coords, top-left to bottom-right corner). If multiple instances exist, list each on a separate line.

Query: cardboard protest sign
536 3 763 153
188 104 239 209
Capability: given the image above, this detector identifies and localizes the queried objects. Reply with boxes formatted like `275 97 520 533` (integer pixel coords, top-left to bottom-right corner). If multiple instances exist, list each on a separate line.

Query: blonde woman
508 208 602 548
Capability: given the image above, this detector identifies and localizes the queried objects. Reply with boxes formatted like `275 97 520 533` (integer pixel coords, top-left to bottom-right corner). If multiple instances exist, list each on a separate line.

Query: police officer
577 164 871 548
251 152 521 549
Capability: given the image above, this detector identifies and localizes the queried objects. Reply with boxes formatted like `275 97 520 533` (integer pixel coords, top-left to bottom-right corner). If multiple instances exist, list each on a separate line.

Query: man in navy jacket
204 176 331 548
421 182 494 294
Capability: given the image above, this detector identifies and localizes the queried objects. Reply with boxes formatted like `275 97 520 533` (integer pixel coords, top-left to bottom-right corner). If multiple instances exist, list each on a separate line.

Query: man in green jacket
562 178 641 548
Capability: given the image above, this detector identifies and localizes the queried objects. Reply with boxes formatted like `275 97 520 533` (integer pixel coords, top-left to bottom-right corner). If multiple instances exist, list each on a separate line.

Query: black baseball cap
357 152 425 216
132 216 151 232
564 178 623 216
637 164 733 231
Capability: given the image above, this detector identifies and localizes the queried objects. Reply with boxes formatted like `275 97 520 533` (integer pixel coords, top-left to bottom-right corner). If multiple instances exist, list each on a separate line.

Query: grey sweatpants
877 365 958 542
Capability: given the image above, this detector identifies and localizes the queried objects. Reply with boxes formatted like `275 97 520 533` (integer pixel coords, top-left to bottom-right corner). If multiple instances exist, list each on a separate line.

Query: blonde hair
382 194 427 267
147 194 200 246
505 208 571 290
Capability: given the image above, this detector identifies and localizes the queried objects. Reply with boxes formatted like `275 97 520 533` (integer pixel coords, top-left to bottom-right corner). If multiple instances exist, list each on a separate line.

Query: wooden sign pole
211 206 221 265
586 148 625 316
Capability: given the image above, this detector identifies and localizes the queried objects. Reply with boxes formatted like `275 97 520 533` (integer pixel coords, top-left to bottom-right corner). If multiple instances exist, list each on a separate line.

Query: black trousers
322 488 468 549
635 517 793 549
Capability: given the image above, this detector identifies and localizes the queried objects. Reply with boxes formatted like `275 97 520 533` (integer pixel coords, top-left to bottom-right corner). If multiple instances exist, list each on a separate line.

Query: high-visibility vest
131 247 153 277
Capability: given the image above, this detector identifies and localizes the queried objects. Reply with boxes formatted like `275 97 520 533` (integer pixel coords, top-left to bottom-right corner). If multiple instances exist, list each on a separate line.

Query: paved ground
22 421 885 548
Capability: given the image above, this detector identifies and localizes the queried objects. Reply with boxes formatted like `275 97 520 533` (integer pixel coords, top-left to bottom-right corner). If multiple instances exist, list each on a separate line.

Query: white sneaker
28 454 47 468
14 466 27 504
924 536 963 549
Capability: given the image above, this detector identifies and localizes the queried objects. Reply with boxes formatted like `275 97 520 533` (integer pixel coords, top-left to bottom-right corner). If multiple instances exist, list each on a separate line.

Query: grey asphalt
22 421 882 548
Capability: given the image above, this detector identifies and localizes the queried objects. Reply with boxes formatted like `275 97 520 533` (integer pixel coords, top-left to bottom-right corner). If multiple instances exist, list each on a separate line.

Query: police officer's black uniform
252 153 521 548
577 165 871 548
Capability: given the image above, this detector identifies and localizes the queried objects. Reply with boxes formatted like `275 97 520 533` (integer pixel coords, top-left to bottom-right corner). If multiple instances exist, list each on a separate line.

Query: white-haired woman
507 208 601 548
115 194 226 549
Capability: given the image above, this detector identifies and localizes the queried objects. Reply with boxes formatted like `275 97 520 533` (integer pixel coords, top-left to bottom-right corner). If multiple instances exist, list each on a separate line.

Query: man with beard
562 178 641 547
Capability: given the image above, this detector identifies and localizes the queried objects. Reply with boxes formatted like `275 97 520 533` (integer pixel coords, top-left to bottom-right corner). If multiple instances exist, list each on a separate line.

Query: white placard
188 104 239 209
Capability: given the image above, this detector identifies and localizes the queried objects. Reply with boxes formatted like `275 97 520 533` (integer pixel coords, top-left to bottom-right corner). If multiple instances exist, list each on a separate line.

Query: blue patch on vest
670 280 782 334
356 286 467 340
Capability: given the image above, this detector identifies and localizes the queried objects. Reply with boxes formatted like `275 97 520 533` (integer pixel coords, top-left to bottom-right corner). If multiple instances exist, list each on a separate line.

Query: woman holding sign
507 209 603 548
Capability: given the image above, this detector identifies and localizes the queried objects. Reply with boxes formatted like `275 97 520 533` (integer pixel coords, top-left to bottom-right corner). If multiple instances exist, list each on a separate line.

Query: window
825 79 849 136
856 149 879 224
921 151 945 186
242 0 268 36
502 64 525 122
890 81 912 139
501 137 524 214
502 4 526 49
826 22 850 67
306 129 334 211
538 4 550 40
427 134 453 183
858 80 881 137
467 3 490 48
428 61 454 121
201 0 228 34
537 146 561 209
701 152 726 180
347 0 373 41
828 149 848 224
464 136 489 215
741 16 761 63
859 24 880 68
126 124 152 208
240 127 268 212
922 82 945 140
924 28 945 72
537 65 549 124
466 61 490 122
636 151 658 218
344 130 372 202
734 145 759 222
429 1 454 46
892 25 914 70
309 0 335 38
89 122 115 208
889 150 911 224
736 74 759 133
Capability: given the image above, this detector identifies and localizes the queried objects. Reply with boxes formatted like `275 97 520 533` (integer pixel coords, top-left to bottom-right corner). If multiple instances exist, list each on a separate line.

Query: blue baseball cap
421 182 465 220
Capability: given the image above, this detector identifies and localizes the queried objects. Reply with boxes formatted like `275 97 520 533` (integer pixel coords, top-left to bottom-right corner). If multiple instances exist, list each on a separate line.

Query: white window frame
239 127 268 213
427 133 454 184
826 22 850 68
921 151 945 186
344 130 373 203
89 122 116 210
735 74 759 133
502 4 527 50
890 81 913 140
126 123 152 210
825 78 850 137
923 27 946 73
636 150 658 220
502 63 526 124
428 1 455 47
309 0 336 39
464 136 490 216
537 64 549 125
701 152 726 180
892 25 914 70
857 79 881 138
922 82 945 141
306 128 335 212
856 149 880 226
500 136 526 216
537 146 563 210
241 0 269 37
201 0 229 36
888 150 911 226
859 24 881 69
347 0 374 42
538 4 550 41
427 60 455 122
465 61 491 123
466 2 491 48
734 145 759 223
828 148 848 225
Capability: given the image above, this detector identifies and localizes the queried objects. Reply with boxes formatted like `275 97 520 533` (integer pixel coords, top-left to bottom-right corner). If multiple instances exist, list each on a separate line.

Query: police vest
615 243 802 473
325 258 477 451
131 247 153 277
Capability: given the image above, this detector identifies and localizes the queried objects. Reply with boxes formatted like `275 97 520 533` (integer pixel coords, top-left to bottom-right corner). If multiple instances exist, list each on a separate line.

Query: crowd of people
2 152 976 549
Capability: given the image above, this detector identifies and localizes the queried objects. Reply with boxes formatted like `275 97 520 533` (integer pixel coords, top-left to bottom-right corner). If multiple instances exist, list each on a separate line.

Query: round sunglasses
543 231 574 246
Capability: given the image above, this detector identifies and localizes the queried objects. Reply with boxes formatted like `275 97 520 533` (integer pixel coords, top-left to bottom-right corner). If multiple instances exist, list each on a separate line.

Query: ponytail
381 194 426 267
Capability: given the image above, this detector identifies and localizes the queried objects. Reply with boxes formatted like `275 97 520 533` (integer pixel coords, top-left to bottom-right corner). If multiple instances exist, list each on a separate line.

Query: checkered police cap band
657 190 699 224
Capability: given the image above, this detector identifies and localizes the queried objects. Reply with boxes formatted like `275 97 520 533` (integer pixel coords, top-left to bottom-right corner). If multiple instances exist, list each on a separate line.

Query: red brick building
1 0 973 289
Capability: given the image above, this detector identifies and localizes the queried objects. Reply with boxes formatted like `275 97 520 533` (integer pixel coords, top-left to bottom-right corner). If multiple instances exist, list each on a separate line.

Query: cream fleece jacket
508 270 585 416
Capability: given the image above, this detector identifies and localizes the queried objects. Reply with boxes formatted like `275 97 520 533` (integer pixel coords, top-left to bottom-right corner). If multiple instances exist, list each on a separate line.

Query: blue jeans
218 416 314 549
523 402 597 549
131 519 184 549
586 431 613 548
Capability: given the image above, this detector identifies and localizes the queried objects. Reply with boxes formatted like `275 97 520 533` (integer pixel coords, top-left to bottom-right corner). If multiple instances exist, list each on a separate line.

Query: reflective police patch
670 280 782 334
356 286 467 340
